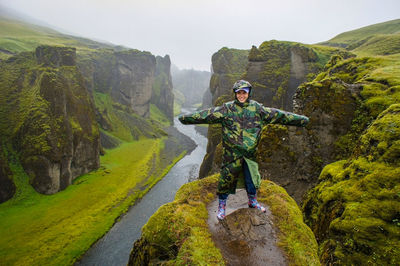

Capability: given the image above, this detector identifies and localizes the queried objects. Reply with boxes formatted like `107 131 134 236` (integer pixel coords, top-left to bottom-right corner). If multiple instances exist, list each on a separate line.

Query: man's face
236 90 249 103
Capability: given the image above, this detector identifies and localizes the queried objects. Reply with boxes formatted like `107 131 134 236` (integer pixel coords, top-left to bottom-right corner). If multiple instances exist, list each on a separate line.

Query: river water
77 113 207 266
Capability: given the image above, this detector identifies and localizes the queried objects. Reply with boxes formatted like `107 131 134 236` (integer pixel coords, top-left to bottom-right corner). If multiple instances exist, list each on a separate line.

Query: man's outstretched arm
179 105 226 125
261 106 309 127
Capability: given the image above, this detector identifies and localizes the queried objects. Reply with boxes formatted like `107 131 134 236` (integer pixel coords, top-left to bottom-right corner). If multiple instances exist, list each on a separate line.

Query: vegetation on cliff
303 104 400 265
299 21 400 264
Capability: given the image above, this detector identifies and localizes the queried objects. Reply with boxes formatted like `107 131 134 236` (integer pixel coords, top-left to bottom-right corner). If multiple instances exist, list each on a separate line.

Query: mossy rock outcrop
0 46 100 194
128 175 320 265
0 146 15 203
303 104 400 265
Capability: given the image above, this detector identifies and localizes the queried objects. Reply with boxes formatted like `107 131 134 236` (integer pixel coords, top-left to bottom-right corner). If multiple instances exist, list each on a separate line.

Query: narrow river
77 111 207 266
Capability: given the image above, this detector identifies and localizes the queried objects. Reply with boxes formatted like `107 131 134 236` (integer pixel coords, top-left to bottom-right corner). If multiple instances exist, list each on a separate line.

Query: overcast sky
1 0 399 70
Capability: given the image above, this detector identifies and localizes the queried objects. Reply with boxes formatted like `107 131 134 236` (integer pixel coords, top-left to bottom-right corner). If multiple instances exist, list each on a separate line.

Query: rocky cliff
77 49 172 144
245 41 321 110
0 46 100 194
151 55 174 122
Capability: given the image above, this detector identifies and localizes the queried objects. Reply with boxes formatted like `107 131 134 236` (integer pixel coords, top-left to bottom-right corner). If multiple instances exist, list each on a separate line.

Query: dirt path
207 189 287 266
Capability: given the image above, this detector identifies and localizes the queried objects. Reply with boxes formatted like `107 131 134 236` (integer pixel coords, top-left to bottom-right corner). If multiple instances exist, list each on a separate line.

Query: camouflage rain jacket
179 99 309 195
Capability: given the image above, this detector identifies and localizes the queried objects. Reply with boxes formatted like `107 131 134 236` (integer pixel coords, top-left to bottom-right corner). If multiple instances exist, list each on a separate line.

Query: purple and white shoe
217 199 226 220
248 194 266 213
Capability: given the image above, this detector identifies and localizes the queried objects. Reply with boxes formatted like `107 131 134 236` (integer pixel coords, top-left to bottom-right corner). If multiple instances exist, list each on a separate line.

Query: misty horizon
1 0 399 71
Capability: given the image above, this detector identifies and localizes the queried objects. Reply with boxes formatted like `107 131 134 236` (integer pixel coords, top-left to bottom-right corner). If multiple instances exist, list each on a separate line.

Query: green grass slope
0 138 186 265
0 16 115 60
320 19 400 49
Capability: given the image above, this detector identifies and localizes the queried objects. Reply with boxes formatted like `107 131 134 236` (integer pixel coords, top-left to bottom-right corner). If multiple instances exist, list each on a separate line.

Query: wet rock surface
208 189 287 266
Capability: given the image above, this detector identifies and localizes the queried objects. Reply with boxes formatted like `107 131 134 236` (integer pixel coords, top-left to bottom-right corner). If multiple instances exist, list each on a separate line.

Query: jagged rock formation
152 55 174 122
0 43 175 199
0 46 100 194
0 147 15 203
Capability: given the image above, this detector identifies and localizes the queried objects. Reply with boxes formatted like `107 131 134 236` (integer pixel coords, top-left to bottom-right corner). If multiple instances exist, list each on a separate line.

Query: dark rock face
245 41 318 111
112 51 156 118
0 46 100 195
0 148 15 203
256 77 359 202
151 55 174 122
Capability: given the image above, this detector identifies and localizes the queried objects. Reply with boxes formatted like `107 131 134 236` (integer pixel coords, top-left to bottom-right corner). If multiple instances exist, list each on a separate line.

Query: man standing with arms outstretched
179 80 309 220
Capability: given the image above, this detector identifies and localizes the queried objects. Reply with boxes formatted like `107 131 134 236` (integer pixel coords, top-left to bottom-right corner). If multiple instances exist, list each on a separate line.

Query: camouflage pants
217 158 248 195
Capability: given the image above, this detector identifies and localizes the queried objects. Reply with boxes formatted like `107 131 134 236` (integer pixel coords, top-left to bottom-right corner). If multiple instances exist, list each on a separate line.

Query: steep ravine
77 112 207 265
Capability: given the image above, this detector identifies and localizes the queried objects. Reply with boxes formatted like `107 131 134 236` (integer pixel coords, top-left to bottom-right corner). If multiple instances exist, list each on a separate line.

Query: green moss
132 174 224 265
0 17 114 60
132 175 319 265
258 180 320 265
211 47 249 74
150 104 170 127
303 104 400 265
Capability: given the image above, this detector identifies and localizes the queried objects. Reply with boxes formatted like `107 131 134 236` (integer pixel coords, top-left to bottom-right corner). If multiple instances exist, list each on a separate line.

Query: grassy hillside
320 19 400 49
0 16 115 60
0 138 186 265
